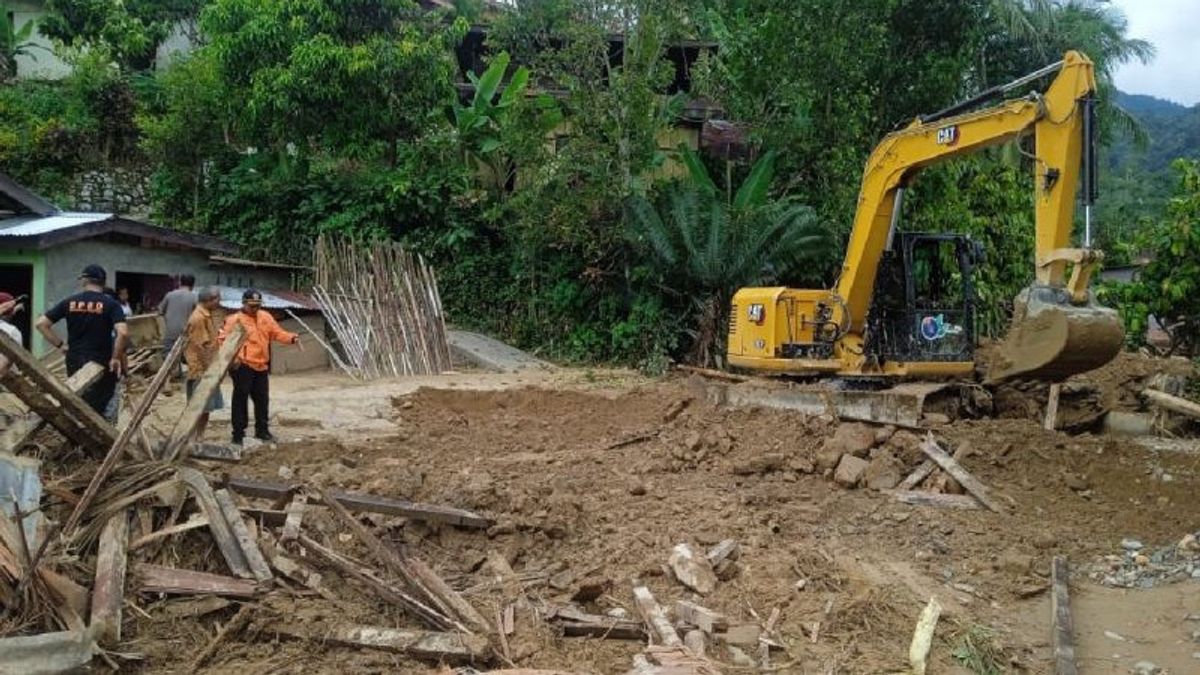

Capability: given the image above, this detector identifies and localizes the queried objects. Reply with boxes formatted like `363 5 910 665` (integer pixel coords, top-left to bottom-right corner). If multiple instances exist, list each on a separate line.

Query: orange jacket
219 309 298 372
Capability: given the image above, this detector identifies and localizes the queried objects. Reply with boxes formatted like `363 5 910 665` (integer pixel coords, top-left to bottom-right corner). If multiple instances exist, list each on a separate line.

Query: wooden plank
164 322 245 460
177 468 251 579
263 621 490 664
674 601 729 634
885 490 982 510
281 493 306 542
1051 556 1078 675
295 533 453 631
1143 388 1200 420
190 442 242 462
221 476 491 529
548 605 645 640
898 460 936 491
62 337 186 537
128 515 209 551
90 510 131 646
0 362 104 449
1044 384 1062 431
214 489 273 583
633 585 681 647
0 337 116 452
136 563 261 598
316 486 487 634
918 435 1004 513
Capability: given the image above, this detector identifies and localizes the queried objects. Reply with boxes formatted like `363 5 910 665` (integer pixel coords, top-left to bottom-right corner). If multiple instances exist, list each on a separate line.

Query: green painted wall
0 249 48 354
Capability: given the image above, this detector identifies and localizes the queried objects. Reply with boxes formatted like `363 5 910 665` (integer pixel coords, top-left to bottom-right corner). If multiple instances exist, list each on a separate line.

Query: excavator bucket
989 285 1124 382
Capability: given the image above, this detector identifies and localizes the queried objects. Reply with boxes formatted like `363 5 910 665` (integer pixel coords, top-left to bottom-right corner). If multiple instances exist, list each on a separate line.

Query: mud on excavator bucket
988 285 1124 382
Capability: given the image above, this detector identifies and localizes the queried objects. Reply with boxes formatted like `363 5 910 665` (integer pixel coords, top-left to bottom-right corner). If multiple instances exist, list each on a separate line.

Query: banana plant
453 51 561 194
0 9 44 81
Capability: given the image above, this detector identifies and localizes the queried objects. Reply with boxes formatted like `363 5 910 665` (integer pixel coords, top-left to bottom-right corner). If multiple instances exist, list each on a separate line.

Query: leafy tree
40 0 207 71
628 149 830 364
1107 159 1200 355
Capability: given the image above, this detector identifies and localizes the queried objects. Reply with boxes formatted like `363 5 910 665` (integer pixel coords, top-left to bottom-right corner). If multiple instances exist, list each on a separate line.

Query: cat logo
936 125 959 146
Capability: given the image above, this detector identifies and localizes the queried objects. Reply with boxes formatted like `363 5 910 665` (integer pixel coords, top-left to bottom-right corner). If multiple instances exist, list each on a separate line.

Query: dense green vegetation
5 0 1197 363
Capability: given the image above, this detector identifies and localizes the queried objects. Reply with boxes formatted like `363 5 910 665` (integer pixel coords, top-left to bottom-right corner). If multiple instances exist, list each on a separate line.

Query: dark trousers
230 366 270 439
67 358 117 418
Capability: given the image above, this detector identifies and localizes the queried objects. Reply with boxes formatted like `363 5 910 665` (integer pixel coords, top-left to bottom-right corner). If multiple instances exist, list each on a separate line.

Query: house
7 0 194 80
0 172 328 373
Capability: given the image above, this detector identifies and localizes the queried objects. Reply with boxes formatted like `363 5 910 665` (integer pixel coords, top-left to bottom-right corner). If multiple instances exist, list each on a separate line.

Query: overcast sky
1111 0 1199 105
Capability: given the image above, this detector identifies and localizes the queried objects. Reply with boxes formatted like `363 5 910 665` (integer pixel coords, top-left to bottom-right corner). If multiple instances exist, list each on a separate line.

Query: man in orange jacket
219 289 300 445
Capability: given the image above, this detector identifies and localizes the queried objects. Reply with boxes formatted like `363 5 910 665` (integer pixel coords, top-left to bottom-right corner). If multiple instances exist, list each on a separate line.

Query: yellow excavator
728 51 1124 382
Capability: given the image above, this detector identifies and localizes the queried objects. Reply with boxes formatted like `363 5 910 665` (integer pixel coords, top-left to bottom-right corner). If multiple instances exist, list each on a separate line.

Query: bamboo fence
312 236 452 378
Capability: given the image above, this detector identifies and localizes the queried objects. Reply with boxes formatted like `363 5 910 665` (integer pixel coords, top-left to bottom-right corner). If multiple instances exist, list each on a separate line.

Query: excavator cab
865 233 981 367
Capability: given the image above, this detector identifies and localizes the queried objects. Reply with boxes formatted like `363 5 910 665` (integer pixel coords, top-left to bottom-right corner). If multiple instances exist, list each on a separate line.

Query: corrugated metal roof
0 212 114 236
218 287 319 311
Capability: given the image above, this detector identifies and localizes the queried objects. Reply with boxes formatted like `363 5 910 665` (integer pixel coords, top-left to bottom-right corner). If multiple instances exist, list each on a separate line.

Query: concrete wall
11 2 196 81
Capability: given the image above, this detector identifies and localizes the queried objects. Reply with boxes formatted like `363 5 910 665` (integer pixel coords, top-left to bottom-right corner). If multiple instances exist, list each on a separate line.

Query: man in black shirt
35 264 130 419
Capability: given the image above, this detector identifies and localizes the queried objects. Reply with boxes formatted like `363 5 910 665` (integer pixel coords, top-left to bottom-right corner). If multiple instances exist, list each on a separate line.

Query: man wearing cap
219 289 300 445
0 292 25 378
35 264 129 418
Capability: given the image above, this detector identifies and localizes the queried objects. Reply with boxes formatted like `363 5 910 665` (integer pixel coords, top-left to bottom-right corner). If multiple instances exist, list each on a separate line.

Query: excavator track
988 285 1124 382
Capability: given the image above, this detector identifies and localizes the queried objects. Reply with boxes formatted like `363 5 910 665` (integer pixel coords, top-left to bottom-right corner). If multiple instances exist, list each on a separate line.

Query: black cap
79 264 106 284
242 289 263 304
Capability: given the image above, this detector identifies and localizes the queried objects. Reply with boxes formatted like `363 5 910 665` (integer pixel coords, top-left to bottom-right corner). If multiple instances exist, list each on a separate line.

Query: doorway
0 263 34 348
115 272 176 315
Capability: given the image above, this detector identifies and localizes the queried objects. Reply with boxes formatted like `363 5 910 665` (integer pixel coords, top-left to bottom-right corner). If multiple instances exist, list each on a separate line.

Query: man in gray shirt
159 275 198 373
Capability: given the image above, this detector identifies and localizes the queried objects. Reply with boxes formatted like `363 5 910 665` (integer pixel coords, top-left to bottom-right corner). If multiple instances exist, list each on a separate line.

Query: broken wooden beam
0 338 116 453
221 476 491 529
177 468 252 579
0 362 104 450
1143 388 1200 421
262 621 489 664
190 442 242 462
213 489 273 583
918 434 1004 513
547 605 646 640
281 493 306 542
136 564 261 598
898 460 937 491
90 510 131 646
675 601 729 634
63 338 186 536
1044 383 1062 431
885 490 982 510
295 533 454 631
633 585 681 647
1051 556 1078 675
316 486 488 635
128 515 209 551
164 322 246 460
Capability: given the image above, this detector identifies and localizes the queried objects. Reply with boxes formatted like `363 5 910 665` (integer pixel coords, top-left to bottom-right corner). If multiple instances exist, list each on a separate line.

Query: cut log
295 533 454 631
281 493 307 542
136 563 261 598
669 543 717 595
164 322 245 460
675 601 728 634
898 460 936 491
213 489 273 583
177 468 251 579
0 362 104 449
0 338 116 453
1051 556 1078 675
221 476 491 529
263 622 489 664
63 338 185 537
885 490 982 510
90 510 131 646
918 435 1004 513
633 585 681 647
1143 388 1200 420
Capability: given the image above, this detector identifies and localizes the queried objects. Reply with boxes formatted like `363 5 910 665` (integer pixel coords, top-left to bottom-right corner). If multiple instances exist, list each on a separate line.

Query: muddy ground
76 351 1196 675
